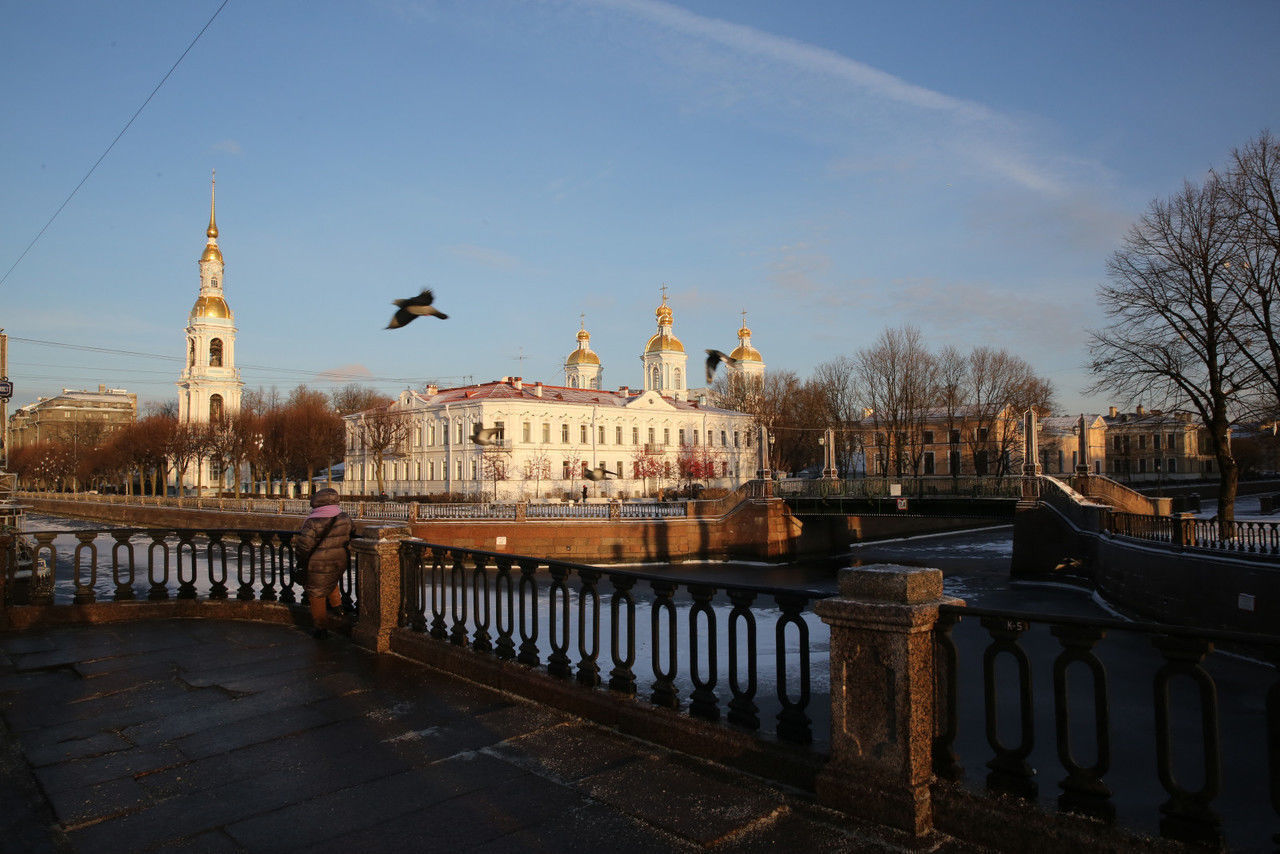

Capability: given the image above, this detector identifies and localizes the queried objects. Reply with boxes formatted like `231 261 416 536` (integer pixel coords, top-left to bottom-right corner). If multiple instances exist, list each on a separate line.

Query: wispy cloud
315 363 373 382
445 243 524 272
211 139 243 155
576 0 1076 196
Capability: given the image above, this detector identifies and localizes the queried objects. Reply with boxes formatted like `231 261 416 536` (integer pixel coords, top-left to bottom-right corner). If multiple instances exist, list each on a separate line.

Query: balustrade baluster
607 575 637 695
258 534 279 602
650 581 679 709
278 532 297 604
726 589 759 731
206 532 228 600
471 554 492 653
235 534 257 601
547 564 572 678
981 616 1038 799
175 532 199 600
933 608 963 781
27 533 56 605
428 547 448 639
493 558 516 660
448 549 469 646
147 531 170 601
688 584 719 722
72 532 98 605
1152 634 1222 847
109 532 136 602
576 569 601 687
516 559 541 666
774 593 812 744
1050 623 1113 822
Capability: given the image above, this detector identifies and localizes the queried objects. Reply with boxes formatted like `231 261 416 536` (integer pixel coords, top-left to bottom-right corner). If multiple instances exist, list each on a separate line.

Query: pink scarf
307 503 342 521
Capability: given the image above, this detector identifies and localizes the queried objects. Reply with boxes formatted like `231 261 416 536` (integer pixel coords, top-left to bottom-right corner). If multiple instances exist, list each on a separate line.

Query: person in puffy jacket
294 487 354 639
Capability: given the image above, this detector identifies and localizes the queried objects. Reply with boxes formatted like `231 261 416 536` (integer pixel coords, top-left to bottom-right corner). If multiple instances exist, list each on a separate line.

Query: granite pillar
352 524 411 653
815 564 963 838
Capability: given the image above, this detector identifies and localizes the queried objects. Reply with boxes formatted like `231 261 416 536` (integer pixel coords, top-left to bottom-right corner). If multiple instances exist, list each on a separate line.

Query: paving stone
34 745 185 795
472 800 697 854
147 828 248 853
577 755 788 847
43 774 154 828
22 732 134 768
483 721 658 783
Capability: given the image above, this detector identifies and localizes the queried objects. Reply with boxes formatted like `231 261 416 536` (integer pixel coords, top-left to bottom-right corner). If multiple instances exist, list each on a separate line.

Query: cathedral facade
174 175 243 492
343 294 765 500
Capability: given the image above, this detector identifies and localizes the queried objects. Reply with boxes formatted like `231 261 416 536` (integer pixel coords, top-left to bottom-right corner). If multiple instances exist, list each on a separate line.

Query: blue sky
3 0 1278 414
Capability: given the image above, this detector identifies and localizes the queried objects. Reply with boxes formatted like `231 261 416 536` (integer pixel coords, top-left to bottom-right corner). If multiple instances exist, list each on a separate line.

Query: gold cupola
729 313 762 362
200 171 222 263
644 289 684 354
566 327 601 366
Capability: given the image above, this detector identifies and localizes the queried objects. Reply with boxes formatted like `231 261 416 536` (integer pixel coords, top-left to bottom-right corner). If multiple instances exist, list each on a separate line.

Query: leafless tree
810 356 862 474
854 326 939 478
1088 176 1247 522
480 445 512 501
1219 131 1280 420
521 450 553 498
330 383 391 416
354 405 411 496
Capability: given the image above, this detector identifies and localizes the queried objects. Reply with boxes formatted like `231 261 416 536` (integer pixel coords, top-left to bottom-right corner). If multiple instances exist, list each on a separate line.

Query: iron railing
1109 511 1280 557
934 604 1280 850
398 541 831 747
771 476 1024 499
0 525 356 611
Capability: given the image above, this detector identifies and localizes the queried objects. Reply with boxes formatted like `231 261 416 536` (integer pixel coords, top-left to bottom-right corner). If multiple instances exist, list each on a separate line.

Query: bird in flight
705 349 738 384
471 425 500 446
584 465 617 481
387 289 448 329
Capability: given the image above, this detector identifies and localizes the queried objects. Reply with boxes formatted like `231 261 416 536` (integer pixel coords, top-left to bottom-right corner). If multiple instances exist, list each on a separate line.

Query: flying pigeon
387 289 448 329
470 425 500 446
705 349 739 384
584 465 617 481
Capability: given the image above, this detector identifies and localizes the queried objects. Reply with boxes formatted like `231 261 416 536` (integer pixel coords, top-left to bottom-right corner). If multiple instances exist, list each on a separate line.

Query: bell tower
640 286 688 401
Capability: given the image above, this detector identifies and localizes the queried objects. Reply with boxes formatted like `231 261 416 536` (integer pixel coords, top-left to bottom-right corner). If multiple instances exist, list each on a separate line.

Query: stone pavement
0 620 978 853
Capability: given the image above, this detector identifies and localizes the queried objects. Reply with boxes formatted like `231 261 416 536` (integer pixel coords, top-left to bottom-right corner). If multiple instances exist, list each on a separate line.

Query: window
542 423 551 444
563 460 571 479
494 421 505 441
1168 458 1177 473
456 423 464 444
1114 436 1123 452
693 431 698 446
598 426 605 444
429 461 436 480
209 394 223 421
1139 459 1147 474
414 427 422 448
415 462 421 479
562 424 570 443
648 427 656 445
674 368 683 389
707 430 713 445
733 431 739 448
209 338 223 367
580 424 588 443
949 429 960 446
522 422 531 443
615 426 623 445
745 431 751 448
616 461 623 477
456 460 463 480
471 460 478 479
720 430 727 447
923 431 934 446
1057 450 1064 472
1152 434 1161 451
679 429 686 446
663 428 669 445
1138 435 1146 451
632 427 639 445
923 452 935 475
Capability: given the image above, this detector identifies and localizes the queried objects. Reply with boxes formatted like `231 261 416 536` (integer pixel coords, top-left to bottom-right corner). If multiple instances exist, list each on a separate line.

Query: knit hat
310 487 341 508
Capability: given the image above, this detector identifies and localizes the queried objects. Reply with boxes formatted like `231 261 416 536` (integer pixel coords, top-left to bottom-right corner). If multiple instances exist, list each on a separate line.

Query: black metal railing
1109 511 1280 557
398 541 831 747
934 604 1280 850
1 526 357 611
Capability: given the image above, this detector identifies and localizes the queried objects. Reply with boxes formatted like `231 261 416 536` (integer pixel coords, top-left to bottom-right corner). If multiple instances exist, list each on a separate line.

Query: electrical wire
0 0 232 290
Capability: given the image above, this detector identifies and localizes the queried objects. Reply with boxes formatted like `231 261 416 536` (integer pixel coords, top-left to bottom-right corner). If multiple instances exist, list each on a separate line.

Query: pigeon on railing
705 349 738 383
387 289 449 329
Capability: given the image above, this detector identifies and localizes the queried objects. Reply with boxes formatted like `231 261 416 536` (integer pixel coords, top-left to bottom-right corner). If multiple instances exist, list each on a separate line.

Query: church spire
207 170 218 239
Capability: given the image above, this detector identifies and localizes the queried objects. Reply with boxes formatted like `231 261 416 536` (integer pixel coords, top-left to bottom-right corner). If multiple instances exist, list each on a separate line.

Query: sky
2 0 1278 416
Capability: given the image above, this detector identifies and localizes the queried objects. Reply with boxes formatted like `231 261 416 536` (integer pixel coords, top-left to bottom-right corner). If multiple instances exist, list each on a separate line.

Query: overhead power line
0 0 232 290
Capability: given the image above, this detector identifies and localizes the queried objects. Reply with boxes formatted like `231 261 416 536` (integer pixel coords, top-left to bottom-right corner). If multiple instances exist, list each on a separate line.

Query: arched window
209 338 223 367
674 368 683 390
209 394 224 422
188 339 195 368
651 366 660 388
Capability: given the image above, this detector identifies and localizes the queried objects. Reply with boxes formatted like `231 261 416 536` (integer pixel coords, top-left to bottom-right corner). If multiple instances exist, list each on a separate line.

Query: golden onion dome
730 343 762 361
655 303 673 323
200 243 223 262
645 332 684 354
577 329 591 343
191 294 231 319
566 348 601 366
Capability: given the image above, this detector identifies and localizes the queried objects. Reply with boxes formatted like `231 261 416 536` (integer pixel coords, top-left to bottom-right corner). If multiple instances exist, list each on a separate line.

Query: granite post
815 564 962 838
352 524 411 653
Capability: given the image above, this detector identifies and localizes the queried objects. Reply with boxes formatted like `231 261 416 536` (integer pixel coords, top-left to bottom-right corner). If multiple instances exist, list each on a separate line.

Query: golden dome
577 329 591 343
730 343 762 361
566 348 600 366
645 332 684 354
655 303 672 323
200 243 223 262
192 294 231 319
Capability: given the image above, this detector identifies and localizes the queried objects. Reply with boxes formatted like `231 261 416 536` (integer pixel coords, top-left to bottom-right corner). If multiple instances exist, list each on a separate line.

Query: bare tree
354 405 411 496
854 326 939 478
1088 177 1247 522
521 450 553 498
810 356 862 475
480 445 512 501
1219 131 1280 420
331 383 391 416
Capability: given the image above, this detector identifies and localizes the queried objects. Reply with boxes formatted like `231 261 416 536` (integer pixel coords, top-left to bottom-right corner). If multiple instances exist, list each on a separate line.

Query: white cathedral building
344 294 766 500
173 175 243 493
